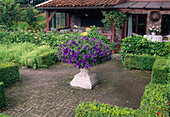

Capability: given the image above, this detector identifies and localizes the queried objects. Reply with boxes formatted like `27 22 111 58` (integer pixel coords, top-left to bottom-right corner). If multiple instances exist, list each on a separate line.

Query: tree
21 5 38 29
0 0 20 28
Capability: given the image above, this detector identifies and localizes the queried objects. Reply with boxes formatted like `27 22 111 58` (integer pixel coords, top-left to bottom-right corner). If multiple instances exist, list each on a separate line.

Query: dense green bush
152 57 169 84
0 0 20 28
120 35 170 61
76 83 169 117
123 54 157 71
0 43 37 64
0 82 7 109
0 113 11 117
21 46 57 69
0 30 77 48
137 83 169 117
0 63 20 87
76 101 136 117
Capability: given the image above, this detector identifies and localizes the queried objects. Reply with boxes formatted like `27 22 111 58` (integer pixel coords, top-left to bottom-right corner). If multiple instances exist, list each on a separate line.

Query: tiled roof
112 1 170 9
36 0 123 9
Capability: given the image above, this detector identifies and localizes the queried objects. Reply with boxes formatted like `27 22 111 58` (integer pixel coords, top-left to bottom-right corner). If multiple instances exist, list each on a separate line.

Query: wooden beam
46 10 50 31
46 11 57 31
48 11 57 22
66 13 70 28
136 15 139 34
111 20 115 43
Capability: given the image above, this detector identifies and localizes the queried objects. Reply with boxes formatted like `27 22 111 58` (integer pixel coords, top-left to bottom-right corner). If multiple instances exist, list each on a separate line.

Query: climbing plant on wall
101 10 127 33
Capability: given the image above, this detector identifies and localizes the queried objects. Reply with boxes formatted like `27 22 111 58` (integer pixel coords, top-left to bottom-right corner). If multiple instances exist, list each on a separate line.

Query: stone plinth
70 69 98 89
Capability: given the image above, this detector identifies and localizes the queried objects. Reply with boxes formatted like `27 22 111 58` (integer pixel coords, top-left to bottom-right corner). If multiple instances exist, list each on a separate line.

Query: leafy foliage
21 45 57 69
0 82 7 109
137 83 169 117
123 54 157 71
152 57 169 84
0 63 20 87
102 10 127 32
0 43 38 64
21 5 39 29
76 101 136 117
120 35 170 61
0 0 20 28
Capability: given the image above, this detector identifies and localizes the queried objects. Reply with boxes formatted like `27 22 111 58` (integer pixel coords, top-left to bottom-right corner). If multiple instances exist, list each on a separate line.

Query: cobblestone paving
2 59 151 117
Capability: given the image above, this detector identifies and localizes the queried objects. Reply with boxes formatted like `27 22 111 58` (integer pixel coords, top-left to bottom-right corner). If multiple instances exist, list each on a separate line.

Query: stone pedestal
70 69 98 89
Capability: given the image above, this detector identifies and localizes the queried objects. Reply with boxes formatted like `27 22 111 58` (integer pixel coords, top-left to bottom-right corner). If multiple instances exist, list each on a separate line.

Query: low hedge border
76 83 169 117
152 57 169 84
123 54 157 71
0 63 20 87
0 82 7 109
76 101 136 117
137 83 169 116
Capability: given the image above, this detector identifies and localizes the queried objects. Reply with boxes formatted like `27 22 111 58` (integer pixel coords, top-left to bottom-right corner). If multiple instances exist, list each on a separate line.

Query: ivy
101 10 127 33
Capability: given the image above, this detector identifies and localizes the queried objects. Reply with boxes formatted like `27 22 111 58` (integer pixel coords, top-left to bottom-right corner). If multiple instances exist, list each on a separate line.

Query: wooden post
46 10 50 31
111 20 115 43
66 13 70 28
46 11 57 31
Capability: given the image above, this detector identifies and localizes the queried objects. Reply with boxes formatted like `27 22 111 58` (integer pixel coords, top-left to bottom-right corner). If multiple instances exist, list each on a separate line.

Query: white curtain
128 15 132 37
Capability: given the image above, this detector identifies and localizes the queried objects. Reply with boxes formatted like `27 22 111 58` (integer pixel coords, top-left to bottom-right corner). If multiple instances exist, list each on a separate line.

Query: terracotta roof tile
36 0 122 8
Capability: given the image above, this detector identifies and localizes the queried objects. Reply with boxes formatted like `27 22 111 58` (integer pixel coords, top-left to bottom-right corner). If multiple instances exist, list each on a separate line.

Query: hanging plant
101 10 127 33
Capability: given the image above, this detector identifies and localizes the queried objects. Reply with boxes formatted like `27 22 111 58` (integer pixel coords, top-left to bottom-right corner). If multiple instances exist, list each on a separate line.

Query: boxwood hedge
0 63 20 87
0 82 7 109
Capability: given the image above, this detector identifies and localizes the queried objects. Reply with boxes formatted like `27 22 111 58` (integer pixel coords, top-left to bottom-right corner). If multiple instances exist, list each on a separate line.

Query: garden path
2 58 151 117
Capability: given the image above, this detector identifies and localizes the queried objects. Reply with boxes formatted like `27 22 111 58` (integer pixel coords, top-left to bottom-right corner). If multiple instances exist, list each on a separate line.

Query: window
81 13 104 27
132 14 147 35
162 15 170 36
50 12 66 29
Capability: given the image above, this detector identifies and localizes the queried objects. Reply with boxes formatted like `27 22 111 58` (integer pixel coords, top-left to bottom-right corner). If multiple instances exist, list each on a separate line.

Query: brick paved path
2 59 151 117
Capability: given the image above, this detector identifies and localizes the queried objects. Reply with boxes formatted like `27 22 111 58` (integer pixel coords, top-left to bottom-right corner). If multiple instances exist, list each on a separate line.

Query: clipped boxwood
21 46 57 69
123 54 157 71
136 83 169 116
0 82 7 109
76 101 136 117
152 57 169 84
76 83 169 117
0 63 20 87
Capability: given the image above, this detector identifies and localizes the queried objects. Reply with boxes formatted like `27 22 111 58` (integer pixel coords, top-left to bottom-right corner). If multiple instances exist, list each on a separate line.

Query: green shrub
152 57 169 84
120 35 170 61
76 101 136 117
137 83 169 117
21 46 57 69
0 63 20 87
0 113 11 117
0 82 7 109
123 54 157 71
0 43 37 64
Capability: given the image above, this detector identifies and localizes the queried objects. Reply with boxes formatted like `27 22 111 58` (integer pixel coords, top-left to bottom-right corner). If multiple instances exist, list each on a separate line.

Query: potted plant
55 35 112 89
148 26 161 35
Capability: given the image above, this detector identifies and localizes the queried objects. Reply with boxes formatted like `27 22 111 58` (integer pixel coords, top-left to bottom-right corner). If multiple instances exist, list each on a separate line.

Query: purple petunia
85 63 89 69
93 53 97 58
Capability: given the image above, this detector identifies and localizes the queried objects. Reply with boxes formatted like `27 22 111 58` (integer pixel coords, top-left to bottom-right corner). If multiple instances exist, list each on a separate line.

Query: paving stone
2 59 151 117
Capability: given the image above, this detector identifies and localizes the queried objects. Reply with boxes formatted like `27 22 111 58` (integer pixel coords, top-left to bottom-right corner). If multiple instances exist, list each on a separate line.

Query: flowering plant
55 36 112 69
148 26 161 33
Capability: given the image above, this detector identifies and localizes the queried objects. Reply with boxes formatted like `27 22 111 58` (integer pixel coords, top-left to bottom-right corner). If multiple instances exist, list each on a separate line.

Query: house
36 0 170 45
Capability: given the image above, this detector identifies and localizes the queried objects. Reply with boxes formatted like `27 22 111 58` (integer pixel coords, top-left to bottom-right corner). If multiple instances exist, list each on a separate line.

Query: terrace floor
2 58 151 117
